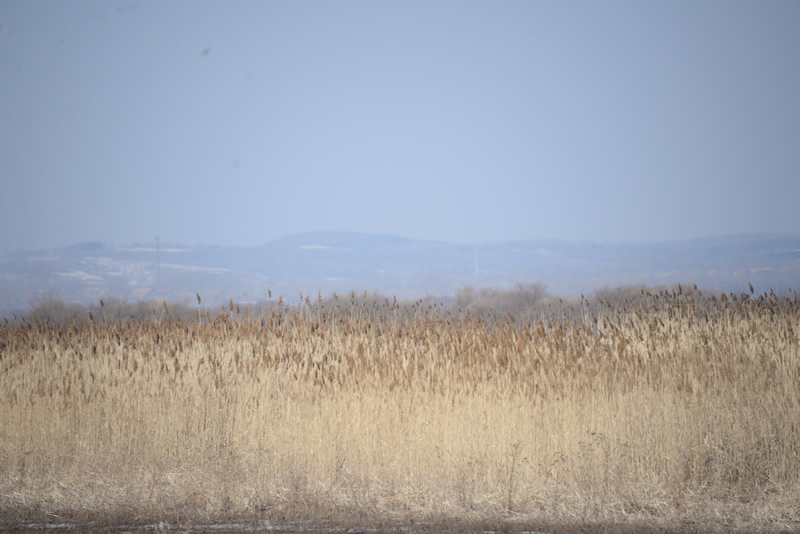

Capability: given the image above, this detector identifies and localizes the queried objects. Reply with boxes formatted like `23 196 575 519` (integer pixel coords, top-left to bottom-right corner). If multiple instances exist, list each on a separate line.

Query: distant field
1 289 799 533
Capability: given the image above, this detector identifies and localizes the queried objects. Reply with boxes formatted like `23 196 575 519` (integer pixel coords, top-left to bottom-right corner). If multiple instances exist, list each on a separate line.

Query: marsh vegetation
2 285 799 532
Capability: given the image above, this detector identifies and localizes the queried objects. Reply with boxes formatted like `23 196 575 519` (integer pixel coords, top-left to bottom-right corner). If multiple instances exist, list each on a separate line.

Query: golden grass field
1 288 799 532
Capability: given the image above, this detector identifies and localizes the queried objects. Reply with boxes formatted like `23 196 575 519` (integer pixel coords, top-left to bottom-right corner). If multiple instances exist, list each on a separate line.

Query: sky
1 1 799 253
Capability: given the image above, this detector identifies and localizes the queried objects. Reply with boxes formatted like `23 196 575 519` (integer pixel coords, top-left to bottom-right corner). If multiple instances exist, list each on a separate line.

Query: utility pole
475 249 478 282
156 236 160 290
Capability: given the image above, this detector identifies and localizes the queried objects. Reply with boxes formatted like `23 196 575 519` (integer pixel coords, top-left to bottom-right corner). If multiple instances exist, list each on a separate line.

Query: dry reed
1 289 799 532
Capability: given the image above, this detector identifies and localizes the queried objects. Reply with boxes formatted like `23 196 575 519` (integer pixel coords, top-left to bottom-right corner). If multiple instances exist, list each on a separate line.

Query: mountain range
1 232 798 313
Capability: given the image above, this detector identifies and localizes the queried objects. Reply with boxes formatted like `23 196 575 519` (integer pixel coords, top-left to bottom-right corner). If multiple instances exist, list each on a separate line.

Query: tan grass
1 291 799 532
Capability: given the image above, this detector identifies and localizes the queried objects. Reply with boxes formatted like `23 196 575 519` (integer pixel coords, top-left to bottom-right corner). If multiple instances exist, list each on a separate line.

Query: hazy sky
1 1 798 252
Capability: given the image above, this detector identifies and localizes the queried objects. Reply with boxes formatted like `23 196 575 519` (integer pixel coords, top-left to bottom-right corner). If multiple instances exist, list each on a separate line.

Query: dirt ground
2 519 795 534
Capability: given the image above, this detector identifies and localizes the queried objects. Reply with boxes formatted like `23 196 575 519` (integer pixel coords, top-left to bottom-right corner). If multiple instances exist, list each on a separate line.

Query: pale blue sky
1 1 799 252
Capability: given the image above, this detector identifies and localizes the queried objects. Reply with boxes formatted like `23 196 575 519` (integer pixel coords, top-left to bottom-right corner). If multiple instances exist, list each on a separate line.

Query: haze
1 1 799 253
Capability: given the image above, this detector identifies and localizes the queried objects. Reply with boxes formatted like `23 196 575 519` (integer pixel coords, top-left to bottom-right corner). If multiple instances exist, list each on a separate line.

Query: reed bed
1 289 799 531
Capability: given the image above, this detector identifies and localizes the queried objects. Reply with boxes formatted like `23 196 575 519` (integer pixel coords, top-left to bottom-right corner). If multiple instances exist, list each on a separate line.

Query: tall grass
1 289 799 531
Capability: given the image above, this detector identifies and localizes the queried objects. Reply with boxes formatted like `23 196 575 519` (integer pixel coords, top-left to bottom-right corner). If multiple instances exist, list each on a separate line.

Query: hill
1 232 798 310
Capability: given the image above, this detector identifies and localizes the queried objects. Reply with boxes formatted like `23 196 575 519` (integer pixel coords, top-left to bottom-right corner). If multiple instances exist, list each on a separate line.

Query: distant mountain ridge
1 232 798 311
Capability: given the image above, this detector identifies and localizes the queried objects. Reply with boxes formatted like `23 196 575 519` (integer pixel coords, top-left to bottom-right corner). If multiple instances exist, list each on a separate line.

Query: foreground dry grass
1 289 799 532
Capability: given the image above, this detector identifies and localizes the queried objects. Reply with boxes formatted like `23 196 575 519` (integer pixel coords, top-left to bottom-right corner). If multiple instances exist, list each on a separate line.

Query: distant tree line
12 282 795 327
